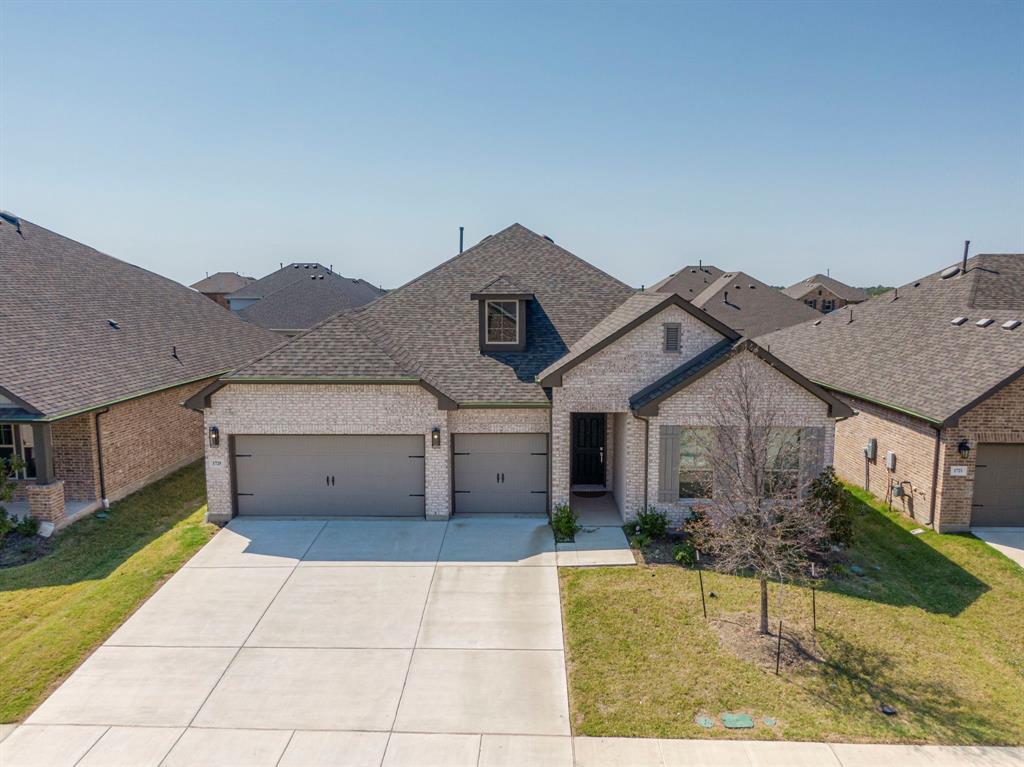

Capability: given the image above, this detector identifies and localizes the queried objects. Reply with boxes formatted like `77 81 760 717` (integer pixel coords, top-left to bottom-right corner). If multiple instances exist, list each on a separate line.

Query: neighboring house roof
236 275 381 332
682 271 820 337
760 254 1024 425
470 275 534 299
782 274 868 303
189 271 253 294
646 264 724 297
537 292 740 386
0 214 281 421
221 224 636 406
227 262 381 302
629 338 853 418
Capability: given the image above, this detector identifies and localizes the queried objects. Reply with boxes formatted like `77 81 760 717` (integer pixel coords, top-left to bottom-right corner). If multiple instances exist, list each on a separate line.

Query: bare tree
688 353 833 634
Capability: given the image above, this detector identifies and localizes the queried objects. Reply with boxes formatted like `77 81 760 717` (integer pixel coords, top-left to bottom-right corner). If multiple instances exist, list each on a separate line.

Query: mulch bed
0 531 53 568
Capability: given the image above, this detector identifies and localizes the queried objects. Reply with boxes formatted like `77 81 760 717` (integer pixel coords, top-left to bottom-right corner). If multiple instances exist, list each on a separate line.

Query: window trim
484 299 520 345
0 424 35 480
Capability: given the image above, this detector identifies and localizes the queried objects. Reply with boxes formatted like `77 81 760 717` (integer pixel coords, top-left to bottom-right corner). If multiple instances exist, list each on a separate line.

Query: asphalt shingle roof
685 271 820 337
0 216 281 419
646 264 724 297
189 271 253 294
782 274 868 303
236 273 383 332
760 254 1024 424
230 224 635 404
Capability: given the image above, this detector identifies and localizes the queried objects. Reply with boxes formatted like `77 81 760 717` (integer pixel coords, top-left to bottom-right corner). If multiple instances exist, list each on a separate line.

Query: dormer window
471 276 533 352
486 300 519 344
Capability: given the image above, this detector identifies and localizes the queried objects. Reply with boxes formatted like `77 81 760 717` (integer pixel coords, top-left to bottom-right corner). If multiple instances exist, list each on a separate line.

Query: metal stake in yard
811 563 817 633
775 620 783 675
696 550 707 620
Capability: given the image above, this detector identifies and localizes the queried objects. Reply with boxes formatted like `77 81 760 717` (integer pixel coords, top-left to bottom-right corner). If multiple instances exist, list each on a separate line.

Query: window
765 428 800 494
0 424 36 480
821 299 835 312
678 428 713 498
485 300 518 344
804 299 817 309
664 323 681 353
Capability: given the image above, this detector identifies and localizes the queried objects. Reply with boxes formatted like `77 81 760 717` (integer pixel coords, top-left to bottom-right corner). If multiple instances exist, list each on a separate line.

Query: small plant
0 512 13 548
673 539 697 566
635 506 669 539
15 515 40 538
630 531 651 549
0 456 25 548
551 503 581 542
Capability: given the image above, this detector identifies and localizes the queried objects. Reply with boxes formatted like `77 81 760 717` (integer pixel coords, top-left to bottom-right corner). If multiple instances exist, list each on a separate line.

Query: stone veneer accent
26 480 65 523
203 384 551 523
835 375 1024 533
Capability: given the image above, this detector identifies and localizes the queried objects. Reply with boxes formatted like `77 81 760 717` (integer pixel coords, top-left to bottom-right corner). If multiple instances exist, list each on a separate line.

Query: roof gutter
806 381 943 425
184 376 459 411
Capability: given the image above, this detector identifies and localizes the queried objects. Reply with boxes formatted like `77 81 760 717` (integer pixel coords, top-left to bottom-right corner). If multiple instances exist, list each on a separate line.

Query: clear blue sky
1 1 1021 290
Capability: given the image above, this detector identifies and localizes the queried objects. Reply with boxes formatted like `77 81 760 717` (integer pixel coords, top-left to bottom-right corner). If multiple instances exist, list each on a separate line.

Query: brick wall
833 397 939 524
97 379 209 503
203 384 551 523
53 415 102 501
648 351 834 524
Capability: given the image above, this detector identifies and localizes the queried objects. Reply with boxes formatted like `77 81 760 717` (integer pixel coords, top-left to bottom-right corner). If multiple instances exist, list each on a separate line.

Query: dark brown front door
572 413 606 486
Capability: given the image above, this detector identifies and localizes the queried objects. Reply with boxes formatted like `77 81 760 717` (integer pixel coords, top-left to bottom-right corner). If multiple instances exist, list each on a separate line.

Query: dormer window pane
486 300 519 344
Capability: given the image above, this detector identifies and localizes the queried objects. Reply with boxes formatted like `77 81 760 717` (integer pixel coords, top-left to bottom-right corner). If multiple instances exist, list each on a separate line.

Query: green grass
0 462 215 722
560 487 1024 745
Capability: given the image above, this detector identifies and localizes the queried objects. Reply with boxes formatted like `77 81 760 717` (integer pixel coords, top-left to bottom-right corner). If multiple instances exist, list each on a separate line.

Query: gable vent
664 324 681 353
976 318 994 328
951 316 968 326
1002 320 1021 330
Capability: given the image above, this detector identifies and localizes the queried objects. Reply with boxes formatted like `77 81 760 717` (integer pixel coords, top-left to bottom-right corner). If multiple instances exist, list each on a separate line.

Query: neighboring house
0 214 280 527
188 224 850 525
226 262 384 334
646 263 723 298
650 269 819 337
783 273 868 312
189 271 254 309
761 253 1024 532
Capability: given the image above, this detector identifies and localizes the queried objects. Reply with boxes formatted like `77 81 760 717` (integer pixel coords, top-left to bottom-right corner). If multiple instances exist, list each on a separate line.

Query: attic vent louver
940 266 960 279
976 318 994 327
1002 320 1021 330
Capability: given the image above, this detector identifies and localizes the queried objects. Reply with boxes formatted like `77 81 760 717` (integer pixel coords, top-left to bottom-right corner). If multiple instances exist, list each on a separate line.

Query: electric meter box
885 450 897 471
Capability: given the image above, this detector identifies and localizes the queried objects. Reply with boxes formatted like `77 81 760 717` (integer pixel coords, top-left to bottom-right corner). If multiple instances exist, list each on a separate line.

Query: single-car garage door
234 435 425 517
972 443 1024 527
453 434 547 514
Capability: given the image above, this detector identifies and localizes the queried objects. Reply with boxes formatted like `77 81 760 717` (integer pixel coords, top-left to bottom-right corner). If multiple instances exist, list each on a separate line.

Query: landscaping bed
0 462 216 722
560 486 1024 744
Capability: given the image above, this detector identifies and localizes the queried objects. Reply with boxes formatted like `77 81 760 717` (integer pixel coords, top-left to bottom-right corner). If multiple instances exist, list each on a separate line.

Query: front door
571 413 606 486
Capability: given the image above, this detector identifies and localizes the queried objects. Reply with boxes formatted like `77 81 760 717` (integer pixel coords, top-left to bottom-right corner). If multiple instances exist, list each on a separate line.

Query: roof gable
783 274 868 302
689 271 820 337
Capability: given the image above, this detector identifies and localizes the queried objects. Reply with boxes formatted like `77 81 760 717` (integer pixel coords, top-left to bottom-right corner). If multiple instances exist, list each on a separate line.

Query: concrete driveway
972 528 1024 568
5 516 573 767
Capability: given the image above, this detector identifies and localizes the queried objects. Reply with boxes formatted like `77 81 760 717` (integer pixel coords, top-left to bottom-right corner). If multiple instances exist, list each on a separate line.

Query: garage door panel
972 443 1024 527
234 435 425 517
453 434 547 514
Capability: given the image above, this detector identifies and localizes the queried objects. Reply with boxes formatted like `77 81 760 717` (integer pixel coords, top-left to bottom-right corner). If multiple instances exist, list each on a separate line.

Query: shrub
673 539 697 566
635 507 668 539
629 531 651 549
551 503 581 542
806 467 852 546
15 515 40 538
0 512 12 548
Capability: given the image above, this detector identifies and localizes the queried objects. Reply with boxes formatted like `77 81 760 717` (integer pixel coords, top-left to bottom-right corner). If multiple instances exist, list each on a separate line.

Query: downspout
927 425 941 528
95 408 110 509
633 413 650 510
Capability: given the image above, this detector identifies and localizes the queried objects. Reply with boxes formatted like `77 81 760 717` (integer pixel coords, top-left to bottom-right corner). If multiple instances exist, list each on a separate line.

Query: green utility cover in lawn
695 715 715 729
721 713 754 729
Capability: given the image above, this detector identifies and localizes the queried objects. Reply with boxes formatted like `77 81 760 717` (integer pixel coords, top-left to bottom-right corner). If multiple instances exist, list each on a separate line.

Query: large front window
486 300 519 344
765 428 800 494
0 424 36 480
678 427 713 499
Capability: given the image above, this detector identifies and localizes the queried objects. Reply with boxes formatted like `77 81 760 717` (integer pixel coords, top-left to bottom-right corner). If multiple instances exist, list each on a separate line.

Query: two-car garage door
234 435 425 517
972 443 1024 527
232 433 549 517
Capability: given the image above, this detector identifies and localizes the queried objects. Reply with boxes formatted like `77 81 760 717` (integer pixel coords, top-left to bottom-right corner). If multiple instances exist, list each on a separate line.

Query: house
761 253 1024 531
226 262 384 335
783 273 868 312
0 214 280 527
189 271 254 308
649 269 819 337
187 224 851 525
646 263 724 298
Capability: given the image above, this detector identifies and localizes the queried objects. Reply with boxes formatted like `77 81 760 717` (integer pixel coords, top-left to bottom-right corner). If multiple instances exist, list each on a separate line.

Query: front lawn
560 487 1024 745
0 462 216 722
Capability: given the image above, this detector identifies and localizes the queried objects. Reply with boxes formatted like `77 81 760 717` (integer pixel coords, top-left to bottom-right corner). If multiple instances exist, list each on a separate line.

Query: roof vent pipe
459 226 464 254
848 308 854 324
962 240 970 272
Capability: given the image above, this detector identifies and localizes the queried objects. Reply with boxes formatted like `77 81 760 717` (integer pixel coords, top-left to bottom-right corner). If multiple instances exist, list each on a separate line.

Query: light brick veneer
203 385 551 523
27 480 66 523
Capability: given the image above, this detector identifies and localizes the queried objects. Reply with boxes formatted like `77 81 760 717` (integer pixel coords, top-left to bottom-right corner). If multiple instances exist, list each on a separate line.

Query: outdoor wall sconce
208 426 220 448
431 427 441 448
957 438 971 459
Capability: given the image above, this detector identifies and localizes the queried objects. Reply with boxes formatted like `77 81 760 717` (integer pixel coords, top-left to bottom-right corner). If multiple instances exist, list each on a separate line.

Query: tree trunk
759 577 769 634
